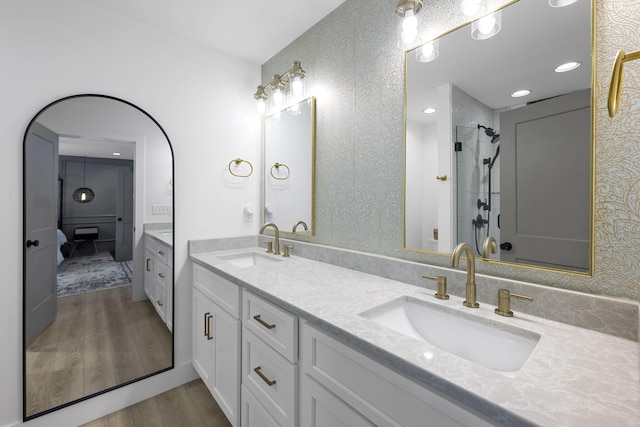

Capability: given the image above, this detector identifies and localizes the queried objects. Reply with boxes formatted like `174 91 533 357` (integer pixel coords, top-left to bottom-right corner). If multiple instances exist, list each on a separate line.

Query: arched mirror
23 95 174 419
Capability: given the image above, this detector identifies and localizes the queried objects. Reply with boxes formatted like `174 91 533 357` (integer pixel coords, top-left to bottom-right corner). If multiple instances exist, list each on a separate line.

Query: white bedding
57 229 67 266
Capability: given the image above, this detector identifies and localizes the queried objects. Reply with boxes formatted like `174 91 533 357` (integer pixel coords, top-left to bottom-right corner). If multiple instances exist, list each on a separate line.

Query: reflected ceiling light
511 89 531 98
395 0 423 49
554 61 581 72
549 0 579 7
416 39 439 62
471 11 502 40
72 156 95 204
459 0 487 17
422 107 436 114
253 60 306 116
113 152 121 156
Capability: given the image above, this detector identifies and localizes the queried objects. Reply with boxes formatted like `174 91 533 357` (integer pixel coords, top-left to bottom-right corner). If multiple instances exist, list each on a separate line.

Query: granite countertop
190 246 640 426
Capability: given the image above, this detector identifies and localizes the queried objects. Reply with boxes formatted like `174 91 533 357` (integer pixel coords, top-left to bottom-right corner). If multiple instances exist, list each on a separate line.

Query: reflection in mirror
264 97 315 234
405 0 592 273
23 95 174 419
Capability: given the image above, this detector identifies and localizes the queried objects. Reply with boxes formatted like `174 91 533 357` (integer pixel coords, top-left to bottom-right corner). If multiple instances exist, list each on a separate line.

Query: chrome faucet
481 236 497 258
293 220 308 233
450 243 479 308
260 223 280 255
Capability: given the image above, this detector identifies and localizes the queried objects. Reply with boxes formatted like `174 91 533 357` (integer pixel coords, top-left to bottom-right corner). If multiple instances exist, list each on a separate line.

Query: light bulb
273 88 284 106
291 76 303 97
477 15 496 34
460 0 481 16
400 8 418 45
256 99 266 115
81 192 87 202
415 40 439 62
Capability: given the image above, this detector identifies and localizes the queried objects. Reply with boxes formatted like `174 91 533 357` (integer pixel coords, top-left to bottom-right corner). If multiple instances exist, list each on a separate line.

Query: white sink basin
360 297 540 373
219 252 282 268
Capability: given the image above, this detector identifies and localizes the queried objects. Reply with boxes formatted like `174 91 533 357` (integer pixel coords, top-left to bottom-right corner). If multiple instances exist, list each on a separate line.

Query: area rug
57 252 133 297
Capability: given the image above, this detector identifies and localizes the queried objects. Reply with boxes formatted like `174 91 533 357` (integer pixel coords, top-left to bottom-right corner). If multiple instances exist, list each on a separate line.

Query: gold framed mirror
264 96 316 235
404 0 592 274
23 94 174 419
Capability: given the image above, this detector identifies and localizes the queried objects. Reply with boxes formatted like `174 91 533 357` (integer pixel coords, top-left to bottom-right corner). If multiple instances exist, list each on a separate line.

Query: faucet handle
283 245 293 257
422 275 449 300
495 289 533 317
265 241 273 253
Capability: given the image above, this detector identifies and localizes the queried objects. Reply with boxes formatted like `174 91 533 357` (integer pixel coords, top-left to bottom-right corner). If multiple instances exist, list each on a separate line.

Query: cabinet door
144 249 155 300
193 288 215 384
210 303 241 426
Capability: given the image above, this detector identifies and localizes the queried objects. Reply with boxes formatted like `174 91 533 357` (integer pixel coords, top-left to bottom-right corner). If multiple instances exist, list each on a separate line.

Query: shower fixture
478 124 500 143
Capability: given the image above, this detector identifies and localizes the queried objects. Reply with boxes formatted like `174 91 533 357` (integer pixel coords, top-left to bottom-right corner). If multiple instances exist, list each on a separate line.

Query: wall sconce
471 11 502 40
395 0 423 50
608 49 640 117
253 60 306 115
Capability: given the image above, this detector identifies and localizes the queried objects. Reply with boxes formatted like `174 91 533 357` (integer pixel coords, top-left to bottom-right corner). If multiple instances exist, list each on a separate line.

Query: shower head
478 124 500 143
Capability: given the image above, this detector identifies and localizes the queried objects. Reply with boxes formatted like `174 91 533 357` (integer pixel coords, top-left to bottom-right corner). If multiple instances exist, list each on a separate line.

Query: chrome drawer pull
146 258 151 271
253 314 276 330
204 312 211 337
206 314 213 340
158 273 165 278
254 366 276 386
158 250 165 255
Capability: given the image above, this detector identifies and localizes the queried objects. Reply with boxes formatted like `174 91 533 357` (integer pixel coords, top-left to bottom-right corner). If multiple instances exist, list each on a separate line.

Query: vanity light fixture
548 0 579 7
471 11 502 40
253 60 306 115
395 0 423 49
511 89 531 98
416 39 439 62
422 107 436 114
554 61 581 73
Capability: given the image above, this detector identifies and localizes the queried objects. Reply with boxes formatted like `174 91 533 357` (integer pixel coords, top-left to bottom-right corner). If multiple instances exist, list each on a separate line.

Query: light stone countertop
144 229 173 247
190 246 640 427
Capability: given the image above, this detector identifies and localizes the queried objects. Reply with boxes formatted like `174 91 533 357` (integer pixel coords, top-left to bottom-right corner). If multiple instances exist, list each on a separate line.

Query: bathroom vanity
189 237 639 426
144 227 174 331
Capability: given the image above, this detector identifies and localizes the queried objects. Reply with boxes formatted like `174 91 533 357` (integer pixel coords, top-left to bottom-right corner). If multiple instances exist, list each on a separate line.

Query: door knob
500 242 512 251
117 217 123 221
26 239 40 248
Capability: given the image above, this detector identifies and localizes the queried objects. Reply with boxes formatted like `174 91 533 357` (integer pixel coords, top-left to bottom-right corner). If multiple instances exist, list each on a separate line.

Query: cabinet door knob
254 366 276 386
26 239 40 248
253 314 276 330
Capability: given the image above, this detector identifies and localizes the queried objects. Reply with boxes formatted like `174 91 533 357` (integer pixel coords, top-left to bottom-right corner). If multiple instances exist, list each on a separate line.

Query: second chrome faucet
450 242 479 308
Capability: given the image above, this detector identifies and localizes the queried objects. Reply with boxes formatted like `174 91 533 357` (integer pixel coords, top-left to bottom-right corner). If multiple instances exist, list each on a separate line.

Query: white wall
0 1 260 426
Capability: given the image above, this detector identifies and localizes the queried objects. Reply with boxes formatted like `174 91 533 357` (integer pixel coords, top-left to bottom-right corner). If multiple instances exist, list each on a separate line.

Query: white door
500 89 590 271
115 165 134 261
24 122 59 346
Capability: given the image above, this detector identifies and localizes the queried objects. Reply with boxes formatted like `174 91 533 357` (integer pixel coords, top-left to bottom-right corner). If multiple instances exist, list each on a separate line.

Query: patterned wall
263 0 640 301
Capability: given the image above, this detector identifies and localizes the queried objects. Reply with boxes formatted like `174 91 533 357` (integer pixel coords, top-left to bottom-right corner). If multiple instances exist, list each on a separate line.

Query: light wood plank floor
26 285 172 417
81 379 232 427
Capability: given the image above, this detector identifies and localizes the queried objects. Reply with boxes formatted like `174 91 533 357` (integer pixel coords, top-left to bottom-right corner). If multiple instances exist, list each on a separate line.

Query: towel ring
270 162 290 180
608 48 640 117
228 158 253 178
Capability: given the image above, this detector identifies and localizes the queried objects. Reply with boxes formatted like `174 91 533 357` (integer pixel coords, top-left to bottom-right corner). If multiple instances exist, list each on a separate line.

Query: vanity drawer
243 291 298 363
193 264 241 318
145 235 170 264
243 329 297 427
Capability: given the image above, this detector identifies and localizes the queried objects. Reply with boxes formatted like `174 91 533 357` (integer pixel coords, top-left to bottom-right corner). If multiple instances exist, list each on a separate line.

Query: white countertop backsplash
189 236 640 426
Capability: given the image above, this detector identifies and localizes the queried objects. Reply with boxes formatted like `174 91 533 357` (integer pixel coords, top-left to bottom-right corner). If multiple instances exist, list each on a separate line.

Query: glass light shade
471 11 502 40
256 99 266 115
416 40 439 62
272 88 284 107
549 0 578 7
398 7 419 48
459 0 486 16
291 75 304 97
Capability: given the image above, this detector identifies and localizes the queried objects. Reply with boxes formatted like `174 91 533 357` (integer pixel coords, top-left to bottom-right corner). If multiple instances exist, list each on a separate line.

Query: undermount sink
219 251 282 268
360 296 540 373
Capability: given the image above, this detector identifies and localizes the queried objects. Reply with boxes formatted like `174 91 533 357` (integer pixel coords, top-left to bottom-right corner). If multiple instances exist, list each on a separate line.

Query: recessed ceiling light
422 107 436 114
554 61 581 73
511 89 531 98
113 152 121 156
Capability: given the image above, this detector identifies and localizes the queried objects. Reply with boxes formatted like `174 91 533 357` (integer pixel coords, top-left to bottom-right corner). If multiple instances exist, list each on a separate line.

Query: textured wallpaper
263 0 640 301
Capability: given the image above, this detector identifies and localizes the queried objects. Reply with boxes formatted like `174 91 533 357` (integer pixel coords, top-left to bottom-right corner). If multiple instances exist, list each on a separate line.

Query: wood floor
81 379 232 427
25 285 172 417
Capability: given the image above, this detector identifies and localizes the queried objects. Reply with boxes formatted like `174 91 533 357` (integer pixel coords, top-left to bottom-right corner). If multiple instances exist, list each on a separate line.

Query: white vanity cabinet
241 291 298 427
144 235 173 331
299 322 499 427
193 264 242 427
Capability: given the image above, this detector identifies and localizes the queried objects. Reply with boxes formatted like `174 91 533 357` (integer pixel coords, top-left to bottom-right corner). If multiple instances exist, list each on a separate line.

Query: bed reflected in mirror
23 95 174 419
